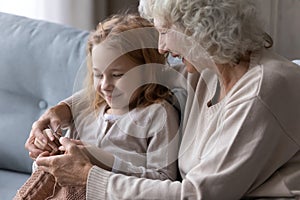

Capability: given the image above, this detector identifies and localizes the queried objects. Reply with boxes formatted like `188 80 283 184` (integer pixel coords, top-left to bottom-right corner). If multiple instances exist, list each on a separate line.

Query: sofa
0 12 89 199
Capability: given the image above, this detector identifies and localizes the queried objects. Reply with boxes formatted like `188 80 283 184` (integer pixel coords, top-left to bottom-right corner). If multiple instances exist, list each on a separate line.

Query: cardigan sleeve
87 166 182 200
60 90 84 107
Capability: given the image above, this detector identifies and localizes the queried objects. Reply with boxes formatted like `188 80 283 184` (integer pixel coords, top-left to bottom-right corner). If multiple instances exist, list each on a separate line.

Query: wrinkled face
92 44 140 114
154 18 216 74
154 18 198 73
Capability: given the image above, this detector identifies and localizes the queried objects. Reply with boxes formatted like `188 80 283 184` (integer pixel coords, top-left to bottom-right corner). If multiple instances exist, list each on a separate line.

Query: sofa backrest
0 12 89 174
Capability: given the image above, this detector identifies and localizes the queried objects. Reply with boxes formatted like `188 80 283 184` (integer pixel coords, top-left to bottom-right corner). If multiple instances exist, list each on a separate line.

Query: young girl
17 14 180 199
64 13 180 180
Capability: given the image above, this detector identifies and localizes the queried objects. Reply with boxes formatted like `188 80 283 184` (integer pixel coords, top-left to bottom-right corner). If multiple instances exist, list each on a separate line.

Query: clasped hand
36 137 93 186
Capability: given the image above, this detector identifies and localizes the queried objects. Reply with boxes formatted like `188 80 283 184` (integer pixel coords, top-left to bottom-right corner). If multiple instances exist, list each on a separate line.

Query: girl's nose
101 76 114 91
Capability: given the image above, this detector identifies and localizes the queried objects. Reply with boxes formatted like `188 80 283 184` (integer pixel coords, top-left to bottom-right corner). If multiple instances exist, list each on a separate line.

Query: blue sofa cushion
0 12 89 174
0 170 31 199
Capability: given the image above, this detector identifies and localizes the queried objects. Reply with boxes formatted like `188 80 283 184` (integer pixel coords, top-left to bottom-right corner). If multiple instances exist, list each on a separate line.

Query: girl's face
154 19 197 73
92 46 140 115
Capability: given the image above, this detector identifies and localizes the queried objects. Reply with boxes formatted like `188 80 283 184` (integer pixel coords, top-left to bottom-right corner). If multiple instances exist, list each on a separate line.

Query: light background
0 0 299 60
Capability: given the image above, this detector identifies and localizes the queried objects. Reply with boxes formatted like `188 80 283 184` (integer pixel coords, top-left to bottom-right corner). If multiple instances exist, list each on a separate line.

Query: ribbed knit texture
14 168 86 200
86 166 111 200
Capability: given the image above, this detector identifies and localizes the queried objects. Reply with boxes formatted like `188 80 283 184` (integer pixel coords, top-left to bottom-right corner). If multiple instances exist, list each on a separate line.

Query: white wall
0 0 39 19
0 0 98 30
255 0 300 60
0 0 137 31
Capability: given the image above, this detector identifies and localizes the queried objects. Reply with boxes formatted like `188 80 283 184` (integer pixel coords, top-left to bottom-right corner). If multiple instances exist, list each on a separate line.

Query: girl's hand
25 103 71 160
33 128 62 155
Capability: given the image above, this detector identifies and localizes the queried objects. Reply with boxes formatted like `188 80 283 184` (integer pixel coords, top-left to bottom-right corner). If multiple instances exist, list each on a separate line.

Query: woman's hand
60 139 115 171
25 102 72 160
36 137 93 186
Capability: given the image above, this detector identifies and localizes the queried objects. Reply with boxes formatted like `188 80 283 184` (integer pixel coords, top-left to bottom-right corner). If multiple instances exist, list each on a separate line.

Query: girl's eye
94 74 103 79
113 74 123 78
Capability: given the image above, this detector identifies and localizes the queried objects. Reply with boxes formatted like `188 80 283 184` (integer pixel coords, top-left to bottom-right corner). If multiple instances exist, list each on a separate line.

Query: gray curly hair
139 0 273 65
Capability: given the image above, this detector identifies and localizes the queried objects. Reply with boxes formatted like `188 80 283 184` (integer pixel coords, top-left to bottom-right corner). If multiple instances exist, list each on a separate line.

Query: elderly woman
26 0 300 199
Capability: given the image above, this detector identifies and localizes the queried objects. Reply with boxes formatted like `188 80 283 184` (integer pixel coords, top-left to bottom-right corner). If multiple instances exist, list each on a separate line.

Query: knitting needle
47 125 62 154
48 125 61 142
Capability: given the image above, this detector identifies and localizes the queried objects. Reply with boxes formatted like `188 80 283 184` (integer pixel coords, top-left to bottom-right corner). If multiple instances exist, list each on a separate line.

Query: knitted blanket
14 168 86 200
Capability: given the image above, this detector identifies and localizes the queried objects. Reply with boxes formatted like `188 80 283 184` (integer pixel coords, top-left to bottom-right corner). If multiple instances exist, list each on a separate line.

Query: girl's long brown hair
85 14 172 112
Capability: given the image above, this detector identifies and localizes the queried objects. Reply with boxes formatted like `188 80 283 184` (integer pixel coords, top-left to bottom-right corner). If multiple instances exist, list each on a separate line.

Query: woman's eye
159 28 169 35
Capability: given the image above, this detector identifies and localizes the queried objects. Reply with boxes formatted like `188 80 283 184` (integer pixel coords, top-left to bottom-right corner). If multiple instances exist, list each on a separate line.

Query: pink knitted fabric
14 168 86 200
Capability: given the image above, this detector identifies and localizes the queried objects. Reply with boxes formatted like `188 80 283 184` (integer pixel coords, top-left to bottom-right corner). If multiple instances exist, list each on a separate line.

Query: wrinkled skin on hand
36 137 93 187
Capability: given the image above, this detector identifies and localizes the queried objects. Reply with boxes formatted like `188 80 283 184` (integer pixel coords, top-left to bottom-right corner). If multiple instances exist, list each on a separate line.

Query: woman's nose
158 48 168 54
158 35 169 54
